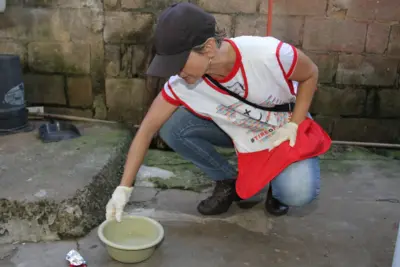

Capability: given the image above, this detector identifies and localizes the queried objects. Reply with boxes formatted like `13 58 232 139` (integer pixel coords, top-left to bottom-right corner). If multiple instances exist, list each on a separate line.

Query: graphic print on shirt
215 100 292 143
219 70 246 97
225 82 245 96
263 94 290 107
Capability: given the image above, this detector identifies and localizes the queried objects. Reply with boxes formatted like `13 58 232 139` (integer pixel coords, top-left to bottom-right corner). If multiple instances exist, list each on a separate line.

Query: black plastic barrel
0 54 29 135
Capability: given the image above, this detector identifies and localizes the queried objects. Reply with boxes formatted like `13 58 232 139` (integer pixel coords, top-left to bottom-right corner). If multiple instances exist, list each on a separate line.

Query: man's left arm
269 47 318 149
288 49 319 125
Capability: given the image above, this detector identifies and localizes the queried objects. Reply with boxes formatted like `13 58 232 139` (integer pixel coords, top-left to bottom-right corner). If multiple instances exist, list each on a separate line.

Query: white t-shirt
160 36 299 153
163 36 298 107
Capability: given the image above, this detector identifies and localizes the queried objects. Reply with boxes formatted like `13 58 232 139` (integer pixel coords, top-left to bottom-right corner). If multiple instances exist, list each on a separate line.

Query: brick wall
0 0 399 142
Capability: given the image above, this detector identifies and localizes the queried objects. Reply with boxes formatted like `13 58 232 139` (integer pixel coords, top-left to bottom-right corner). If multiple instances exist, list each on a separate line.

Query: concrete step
0 121 133 244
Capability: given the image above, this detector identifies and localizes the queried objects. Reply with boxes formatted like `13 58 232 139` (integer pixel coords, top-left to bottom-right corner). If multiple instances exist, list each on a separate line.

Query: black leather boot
265 186 289 216
235 194 262 209
197 179 237 215
236 200 261 209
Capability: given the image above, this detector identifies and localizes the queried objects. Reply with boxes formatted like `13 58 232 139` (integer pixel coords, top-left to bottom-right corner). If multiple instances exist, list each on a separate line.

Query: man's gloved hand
105 186 133 222
269 122 298 149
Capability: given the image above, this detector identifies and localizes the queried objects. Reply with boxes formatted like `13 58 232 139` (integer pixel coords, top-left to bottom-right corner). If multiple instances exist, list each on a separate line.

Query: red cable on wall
267 0 273 36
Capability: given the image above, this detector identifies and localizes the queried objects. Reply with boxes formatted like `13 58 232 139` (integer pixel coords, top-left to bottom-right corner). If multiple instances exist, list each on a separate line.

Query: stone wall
0 0 106 119
0 0 399 142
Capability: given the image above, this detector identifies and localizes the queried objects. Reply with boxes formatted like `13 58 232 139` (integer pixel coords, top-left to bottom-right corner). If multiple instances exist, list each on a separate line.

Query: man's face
178 38 216 84
178 51 209 84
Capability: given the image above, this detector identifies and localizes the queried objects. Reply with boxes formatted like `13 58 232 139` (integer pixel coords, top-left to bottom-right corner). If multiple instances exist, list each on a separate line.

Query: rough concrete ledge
134 144 400 191
0 121 133 245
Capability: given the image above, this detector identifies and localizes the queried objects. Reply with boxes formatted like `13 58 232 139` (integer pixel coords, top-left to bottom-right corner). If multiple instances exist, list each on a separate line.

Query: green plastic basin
97 215 164 263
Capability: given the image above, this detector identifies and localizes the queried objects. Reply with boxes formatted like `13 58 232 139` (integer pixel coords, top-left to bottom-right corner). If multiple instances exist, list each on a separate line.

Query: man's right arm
120 91 179 187
105 90 179 221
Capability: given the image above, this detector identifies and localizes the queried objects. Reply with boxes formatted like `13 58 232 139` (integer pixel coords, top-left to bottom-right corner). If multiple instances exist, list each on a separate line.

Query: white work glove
269 122 298 149
105 186 133 222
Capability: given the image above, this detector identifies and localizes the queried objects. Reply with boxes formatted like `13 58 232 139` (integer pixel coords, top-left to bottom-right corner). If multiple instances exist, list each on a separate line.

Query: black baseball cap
146 3 216 78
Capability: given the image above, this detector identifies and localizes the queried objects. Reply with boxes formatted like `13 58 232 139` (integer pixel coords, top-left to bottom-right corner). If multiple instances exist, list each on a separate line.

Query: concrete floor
1 126 399 266
0 121 132 244
1 155 399 267
0 121 128 202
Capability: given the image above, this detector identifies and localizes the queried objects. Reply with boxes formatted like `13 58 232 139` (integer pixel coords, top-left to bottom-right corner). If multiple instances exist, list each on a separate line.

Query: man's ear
204 37 217 57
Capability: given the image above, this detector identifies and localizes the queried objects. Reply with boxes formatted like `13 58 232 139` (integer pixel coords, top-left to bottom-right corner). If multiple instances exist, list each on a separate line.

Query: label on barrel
4 82 24 106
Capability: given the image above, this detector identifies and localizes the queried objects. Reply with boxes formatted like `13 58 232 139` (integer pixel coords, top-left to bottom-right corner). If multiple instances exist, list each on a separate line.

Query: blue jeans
159 107 321 207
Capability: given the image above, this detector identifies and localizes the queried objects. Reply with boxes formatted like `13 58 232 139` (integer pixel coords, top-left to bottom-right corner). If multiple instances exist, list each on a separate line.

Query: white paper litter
136 165 175 180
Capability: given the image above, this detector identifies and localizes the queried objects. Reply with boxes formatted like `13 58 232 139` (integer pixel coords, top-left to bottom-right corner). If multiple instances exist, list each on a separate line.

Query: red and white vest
162 36 331 199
